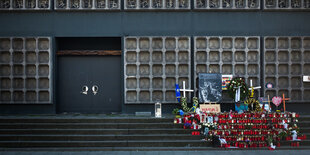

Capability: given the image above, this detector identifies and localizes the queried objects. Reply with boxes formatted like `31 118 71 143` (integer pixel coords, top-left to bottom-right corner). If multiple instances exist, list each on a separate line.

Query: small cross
282 93 290 112
248 79 261 98
180 81 193 98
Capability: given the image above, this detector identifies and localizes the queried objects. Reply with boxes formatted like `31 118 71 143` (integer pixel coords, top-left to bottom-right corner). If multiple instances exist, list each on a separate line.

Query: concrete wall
0 10 310 114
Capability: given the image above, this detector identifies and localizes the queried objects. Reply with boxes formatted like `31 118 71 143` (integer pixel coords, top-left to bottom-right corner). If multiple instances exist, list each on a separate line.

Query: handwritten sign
200 104 221 113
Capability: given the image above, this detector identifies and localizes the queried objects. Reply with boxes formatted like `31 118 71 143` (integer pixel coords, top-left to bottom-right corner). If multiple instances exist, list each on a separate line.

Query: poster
198 73 222 103
222 75 233 90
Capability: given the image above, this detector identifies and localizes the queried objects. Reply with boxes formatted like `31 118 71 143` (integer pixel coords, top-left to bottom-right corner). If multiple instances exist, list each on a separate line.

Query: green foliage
227 77 249 102
267 135 274 145
181 97 191 112
172 108 180 115
278 131 288 140
244 98 262 112
191 97 199 112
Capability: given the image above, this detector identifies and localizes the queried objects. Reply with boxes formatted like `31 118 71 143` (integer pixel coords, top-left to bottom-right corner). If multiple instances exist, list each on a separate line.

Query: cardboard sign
200 104 221 113
303 76 310 82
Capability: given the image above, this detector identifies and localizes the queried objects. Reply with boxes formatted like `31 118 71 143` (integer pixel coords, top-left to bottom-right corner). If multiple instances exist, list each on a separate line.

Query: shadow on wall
56 37 121 50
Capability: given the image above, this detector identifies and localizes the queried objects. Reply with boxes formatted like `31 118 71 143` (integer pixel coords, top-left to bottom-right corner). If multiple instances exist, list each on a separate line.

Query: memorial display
194 36 261 101
176 111 306 149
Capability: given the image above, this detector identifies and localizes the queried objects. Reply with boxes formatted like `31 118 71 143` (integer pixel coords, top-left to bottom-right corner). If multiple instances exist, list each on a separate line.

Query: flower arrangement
227 77 249 101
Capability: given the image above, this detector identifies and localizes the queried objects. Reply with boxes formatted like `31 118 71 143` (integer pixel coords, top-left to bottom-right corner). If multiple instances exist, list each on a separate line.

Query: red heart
272 96 282 107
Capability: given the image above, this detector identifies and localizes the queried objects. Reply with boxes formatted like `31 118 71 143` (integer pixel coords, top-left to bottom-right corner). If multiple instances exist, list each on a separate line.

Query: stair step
0 116 308 150
300 127 310 133
297 116 310 121
281 140 310 146
296 121 310 127
2 146 310 151
0 118 173 124
0 134 203 141
1 140 309 148
0 129 198 135
0 140 211 147
0 123 182 129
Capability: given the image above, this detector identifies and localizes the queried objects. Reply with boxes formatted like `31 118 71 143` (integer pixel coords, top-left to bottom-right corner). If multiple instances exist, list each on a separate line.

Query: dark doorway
56 37 122 113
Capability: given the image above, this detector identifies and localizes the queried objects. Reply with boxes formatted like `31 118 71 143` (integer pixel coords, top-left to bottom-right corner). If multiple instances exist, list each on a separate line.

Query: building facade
0 0 310 114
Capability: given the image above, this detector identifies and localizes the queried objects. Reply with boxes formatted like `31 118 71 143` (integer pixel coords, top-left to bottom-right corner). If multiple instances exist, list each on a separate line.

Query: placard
303 76 310 82
198 73 222 103
200 104 221 113
222 75 233 90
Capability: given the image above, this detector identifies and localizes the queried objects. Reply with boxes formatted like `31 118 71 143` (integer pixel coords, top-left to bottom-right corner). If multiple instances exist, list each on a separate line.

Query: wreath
190 97 199 112
227 77 249 102
181 97 199 113
181 97 191 112
244 98 261 112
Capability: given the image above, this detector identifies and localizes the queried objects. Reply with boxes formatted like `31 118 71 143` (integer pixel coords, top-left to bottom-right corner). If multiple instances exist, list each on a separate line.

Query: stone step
296 121 310 127
0 134 203 141
281 140 310 146
0 116 308 150
0 140 308 148
0 128 197 135
224 140 310 146
0 140 211 148
300 127 310 133
3 146 310 151
297 116 310 121
0 118 173 124
0 123 183 129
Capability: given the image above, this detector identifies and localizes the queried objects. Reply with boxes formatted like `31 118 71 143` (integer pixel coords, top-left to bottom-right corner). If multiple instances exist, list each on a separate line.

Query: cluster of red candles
181 112 299 125
179 111 304 148
222 141 272 148
286 135 307 140
215 112 299 119
214 130 278 136
291 142 300 147
191 131 200 135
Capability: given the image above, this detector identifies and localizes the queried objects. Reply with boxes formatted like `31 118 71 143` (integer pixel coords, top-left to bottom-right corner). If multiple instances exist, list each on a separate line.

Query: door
57 55 121 113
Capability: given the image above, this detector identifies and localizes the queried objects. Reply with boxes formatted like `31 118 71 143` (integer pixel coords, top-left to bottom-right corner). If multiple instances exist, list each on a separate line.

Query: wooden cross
267 95 271 112
282 93 290 112
248 79 261 98
180 81 193 98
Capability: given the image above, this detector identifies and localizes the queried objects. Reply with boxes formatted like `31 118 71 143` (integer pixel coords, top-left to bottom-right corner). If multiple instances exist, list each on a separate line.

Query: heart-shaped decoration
272 96 282 107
